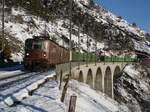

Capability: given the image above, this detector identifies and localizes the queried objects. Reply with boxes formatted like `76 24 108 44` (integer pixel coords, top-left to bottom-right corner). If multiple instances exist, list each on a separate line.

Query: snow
11 53 23 63
75 0 149 56
1 6 105 57
11 7 26 16
123 64 139 78
1 1 149 62
0 77 130 112
115 64 150 112
75 0 90 8
0 70 24 80
139 81 148 92
0 80 66 112
0 1 150 111
0 71 55 98
132 39 150 55
65 80 130 112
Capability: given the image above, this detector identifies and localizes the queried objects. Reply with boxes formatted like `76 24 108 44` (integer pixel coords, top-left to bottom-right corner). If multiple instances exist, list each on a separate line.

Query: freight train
24 36 138 70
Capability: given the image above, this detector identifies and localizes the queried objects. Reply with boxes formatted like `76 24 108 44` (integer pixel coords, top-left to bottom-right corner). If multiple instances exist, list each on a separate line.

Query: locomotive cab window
33 41 42 50
25 40 33 50
25 39 46 50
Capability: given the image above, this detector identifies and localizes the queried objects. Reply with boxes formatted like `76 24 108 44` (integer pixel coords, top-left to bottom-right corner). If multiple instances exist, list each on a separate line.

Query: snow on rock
133 39 150 55
0 101 7 109
75 0 150 55
13 88 29 102
75 0 146 37
124 64 139 78
75 0 90 8
26 83 38 92
114 64 150 112
4 96 14 106
11 53 23 63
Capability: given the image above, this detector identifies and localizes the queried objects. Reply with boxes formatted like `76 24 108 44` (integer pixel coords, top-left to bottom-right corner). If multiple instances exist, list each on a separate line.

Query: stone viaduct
56 62 128 98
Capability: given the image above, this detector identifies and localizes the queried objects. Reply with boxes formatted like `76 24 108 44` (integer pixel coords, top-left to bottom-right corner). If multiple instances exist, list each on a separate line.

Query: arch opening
104 67 112 97
86 69 93 88
113 66 121 100
114 66 121 78
94 68 102 91
78 71 84 82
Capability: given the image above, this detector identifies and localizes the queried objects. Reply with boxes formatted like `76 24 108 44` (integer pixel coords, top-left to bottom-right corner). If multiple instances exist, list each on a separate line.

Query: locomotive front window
25 40 33 50
33 41 42 50
25 40 45 50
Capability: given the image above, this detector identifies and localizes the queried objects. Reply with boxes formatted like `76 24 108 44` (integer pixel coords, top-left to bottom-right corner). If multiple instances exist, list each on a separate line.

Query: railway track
0 72 40 91
0 70 55 98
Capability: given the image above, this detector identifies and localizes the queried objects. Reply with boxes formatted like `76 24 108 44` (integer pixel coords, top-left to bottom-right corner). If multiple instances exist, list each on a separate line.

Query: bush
3 44 12 59
132 22 137 27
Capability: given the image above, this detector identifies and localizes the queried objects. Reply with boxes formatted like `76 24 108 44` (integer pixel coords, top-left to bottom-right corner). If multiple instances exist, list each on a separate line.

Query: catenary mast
0 0 5 53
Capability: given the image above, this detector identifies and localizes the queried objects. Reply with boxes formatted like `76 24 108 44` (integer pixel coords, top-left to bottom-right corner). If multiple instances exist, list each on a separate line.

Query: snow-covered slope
0 6 105 61
0 0 150 62
66 80 130 112
76 0 145 37
75 0 150 54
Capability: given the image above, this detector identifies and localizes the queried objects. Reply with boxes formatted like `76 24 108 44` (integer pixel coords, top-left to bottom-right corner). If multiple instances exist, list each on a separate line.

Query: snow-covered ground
0 80 65 112
1 64 150 112
0 78 131 112
0 70 55 102
66 80 130 112
0 70 24 80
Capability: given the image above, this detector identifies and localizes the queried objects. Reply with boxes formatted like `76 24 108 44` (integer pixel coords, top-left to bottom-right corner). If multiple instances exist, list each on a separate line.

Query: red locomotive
24 36 69 70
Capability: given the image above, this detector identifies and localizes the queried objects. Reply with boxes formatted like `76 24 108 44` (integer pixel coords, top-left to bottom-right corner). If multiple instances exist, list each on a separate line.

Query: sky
94 0 150 32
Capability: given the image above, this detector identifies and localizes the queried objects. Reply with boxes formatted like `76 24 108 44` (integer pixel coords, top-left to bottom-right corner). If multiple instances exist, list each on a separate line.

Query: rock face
114 64 150 112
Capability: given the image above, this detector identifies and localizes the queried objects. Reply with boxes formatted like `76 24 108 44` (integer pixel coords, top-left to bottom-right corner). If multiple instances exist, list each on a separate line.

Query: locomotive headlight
43 53 46 57
26 53 29 56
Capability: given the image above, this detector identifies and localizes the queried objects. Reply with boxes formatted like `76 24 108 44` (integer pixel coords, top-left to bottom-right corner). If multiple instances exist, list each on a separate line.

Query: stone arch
114 66 121 77
86 69 93 88
113 66 121 99
94 67 102 91
78 71 84 82
104 66 112 97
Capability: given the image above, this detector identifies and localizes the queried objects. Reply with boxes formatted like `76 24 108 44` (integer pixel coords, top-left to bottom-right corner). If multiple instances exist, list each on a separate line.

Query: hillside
0 0 150 62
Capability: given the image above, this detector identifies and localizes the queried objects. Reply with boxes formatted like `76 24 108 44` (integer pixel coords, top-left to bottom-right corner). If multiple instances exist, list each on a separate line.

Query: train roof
25 36 69 51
